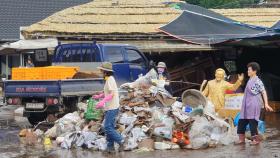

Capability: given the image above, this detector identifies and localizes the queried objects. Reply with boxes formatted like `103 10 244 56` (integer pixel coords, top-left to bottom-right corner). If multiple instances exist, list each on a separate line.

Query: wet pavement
0 106 279 158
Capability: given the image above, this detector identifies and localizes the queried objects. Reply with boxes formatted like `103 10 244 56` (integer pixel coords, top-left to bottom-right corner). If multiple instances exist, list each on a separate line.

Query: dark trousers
237 119 258 136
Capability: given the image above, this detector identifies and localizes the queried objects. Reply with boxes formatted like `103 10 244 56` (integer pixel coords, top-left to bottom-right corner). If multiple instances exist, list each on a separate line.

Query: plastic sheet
121 69 158 89
190 135 210 149
60 131 98 149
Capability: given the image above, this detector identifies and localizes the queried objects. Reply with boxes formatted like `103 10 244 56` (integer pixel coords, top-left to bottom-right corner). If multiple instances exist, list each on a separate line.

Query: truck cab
53 43 150 83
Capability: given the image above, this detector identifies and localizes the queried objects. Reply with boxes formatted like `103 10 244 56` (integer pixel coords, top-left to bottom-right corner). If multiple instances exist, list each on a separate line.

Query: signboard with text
224 93 244 109
35 49 48 62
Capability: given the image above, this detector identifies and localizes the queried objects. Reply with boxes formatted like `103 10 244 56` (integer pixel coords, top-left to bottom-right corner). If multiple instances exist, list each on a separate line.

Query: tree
184 0 260 8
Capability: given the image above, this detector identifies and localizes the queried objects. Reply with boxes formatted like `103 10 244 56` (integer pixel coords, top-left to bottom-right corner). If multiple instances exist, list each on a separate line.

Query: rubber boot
250 135 260 146
235 134 246 145
104 147 116 154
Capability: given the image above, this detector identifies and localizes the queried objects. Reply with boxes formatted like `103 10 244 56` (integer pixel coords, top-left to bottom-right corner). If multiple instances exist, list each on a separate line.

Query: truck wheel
27 113 47 125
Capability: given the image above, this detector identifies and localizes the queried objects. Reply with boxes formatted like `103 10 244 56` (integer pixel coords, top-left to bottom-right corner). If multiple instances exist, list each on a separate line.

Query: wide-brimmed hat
97 62 114 72
157 62 166 68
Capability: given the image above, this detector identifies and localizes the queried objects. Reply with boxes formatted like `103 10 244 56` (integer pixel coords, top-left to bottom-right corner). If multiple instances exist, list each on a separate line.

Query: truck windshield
104 47 124 63
53 43 99 62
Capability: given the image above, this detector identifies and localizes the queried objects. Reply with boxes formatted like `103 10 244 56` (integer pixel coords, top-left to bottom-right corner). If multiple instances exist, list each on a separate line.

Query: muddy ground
0 105 279 158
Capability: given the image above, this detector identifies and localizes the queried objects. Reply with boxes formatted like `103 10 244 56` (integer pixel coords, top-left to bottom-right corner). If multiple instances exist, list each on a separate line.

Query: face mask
157 67 165 74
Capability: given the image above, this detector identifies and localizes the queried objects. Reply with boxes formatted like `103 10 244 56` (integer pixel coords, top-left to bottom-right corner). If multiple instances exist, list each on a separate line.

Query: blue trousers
104 109 123 149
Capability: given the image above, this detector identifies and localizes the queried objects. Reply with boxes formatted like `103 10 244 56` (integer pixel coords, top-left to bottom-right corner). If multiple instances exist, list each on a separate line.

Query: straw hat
157 62 166 68
97 62 114 72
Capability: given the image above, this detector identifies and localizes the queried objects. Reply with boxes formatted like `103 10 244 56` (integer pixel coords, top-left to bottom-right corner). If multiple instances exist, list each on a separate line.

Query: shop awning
1 38 58 50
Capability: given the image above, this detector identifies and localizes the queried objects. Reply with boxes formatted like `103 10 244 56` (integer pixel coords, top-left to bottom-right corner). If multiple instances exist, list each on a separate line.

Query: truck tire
27 113 47 125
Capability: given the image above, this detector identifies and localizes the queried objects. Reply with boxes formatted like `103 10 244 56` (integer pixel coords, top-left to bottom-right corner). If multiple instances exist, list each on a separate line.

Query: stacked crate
12 66 79 80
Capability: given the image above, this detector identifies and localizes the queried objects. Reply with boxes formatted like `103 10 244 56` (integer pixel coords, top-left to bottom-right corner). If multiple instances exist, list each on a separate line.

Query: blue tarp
159 3 280 46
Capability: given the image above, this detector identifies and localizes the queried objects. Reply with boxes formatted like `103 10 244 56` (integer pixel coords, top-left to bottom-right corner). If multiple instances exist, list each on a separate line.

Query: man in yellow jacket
202 68 244 111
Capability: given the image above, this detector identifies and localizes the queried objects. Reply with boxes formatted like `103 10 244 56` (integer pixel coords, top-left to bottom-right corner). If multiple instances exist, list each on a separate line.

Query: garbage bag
121 69 158 89
58 112 81 125
76 131 97 148
258 121 266 134
218 127 238 145
210 126 223 141
190 135 210 149
61 132 77 149
205 112 230 128
57 122 76 137
189 117 212 138
233 112 240 126
60 131 98 149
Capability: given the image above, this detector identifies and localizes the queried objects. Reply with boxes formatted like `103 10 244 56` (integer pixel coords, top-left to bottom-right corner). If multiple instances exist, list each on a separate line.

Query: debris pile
19 69 238 151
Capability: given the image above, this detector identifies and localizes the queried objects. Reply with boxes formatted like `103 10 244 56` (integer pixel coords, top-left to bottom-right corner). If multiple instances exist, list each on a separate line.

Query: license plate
26 103 44 109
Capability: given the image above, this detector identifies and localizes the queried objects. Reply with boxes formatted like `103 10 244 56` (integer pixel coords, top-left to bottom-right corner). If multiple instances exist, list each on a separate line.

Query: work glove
96 94 113 109
92 93 105 99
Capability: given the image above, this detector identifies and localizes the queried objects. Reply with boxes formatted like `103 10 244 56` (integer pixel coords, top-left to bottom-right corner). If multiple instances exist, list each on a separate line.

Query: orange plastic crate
12 68 26 80
41 66 79 80
12 66 79 80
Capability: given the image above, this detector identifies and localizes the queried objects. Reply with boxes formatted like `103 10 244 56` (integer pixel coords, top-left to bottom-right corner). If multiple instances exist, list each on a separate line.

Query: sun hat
157 62 167 68
97 62 114 72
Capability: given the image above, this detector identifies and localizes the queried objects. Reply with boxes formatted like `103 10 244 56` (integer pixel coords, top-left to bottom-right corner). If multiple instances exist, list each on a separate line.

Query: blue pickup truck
4 42 151 125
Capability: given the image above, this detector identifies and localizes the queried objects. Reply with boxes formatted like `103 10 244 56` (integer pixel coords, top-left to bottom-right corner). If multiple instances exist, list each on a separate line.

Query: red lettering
16 87 47 93
16 88 25 92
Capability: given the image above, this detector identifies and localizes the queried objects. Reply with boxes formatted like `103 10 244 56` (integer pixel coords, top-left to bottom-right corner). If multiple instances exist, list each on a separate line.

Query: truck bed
4 78 104 97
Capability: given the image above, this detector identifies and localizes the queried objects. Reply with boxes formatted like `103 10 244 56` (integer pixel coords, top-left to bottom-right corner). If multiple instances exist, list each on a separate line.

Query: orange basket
11 66 79 80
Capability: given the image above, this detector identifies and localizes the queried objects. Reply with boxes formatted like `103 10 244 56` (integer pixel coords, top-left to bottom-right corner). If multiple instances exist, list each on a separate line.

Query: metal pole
5 55 8 79
168 80 201 86
20 53 23 66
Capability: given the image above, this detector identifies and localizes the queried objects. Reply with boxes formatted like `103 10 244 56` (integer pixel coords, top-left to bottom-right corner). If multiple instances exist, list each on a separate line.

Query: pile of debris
19 69 238 151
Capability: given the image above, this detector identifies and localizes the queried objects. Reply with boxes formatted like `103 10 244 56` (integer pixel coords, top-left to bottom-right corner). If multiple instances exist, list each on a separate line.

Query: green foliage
184 0 260 8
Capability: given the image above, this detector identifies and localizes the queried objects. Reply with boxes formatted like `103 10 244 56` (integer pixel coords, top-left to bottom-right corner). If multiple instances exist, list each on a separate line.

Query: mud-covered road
0 106 279 158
